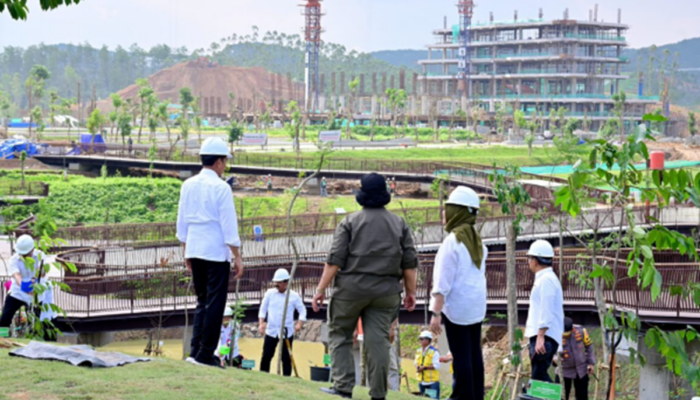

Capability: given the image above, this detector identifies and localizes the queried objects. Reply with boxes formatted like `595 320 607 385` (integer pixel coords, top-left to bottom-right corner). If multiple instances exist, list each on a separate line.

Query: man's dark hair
201 155 226 167
536 256 553 266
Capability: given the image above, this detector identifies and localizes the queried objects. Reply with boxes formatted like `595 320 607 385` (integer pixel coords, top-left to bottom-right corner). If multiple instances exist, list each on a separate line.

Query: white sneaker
185 357 196 364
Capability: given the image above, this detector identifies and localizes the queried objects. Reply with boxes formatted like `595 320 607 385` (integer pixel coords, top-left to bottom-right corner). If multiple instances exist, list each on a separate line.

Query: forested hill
370 50 424 71
0 28 403 109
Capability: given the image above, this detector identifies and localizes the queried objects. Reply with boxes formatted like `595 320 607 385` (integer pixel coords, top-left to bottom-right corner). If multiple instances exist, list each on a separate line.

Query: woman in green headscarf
428 186 487 400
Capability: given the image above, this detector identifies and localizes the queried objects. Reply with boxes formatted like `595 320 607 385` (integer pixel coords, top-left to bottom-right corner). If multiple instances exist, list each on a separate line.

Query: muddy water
102 338 417 382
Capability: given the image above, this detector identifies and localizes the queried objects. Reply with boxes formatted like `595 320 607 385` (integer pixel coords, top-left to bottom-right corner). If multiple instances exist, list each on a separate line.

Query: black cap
356 173 391 208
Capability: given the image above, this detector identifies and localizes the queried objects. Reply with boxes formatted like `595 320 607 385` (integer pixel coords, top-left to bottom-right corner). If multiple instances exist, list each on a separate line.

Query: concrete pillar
638 335 672 400
319 95 327 113
422 96 429 115
371 96 378 116
78 331 114 347
461 96 468 113
182 325 194 358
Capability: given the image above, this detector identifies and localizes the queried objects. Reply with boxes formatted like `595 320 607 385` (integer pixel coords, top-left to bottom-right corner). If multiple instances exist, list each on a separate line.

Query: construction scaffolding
301 0 323 113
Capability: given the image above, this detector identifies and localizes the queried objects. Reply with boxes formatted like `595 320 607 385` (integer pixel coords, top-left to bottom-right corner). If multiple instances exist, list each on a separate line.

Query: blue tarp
78 133 107 154
8 122 37 128
0 138 39 159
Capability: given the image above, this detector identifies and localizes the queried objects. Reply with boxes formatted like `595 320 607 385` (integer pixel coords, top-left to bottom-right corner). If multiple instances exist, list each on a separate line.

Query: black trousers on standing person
444 315 485 400
564 375 589 400
0 296 55 341
189 258 231 365
528 335 558 383
260 333 294 376
0 295 28 328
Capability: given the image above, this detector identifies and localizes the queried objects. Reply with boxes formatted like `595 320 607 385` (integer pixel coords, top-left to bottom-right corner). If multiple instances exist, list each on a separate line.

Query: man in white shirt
177 137 243 368
524 240 564 383
258 268 307 376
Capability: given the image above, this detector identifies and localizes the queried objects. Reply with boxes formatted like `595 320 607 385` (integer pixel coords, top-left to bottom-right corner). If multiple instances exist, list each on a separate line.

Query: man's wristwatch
431 311 442 318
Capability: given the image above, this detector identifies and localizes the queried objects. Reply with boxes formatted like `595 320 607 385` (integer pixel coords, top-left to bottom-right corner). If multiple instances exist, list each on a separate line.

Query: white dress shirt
8 251 46 305
177 168 241 262
525 267 564 346
430 234 487 326
259 289 307 339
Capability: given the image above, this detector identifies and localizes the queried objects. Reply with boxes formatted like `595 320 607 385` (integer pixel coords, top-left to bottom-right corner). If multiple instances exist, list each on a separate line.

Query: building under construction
418 6 659 132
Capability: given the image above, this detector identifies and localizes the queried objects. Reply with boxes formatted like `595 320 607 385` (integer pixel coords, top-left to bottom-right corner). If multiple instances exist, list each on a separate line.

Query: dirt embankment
645 141 700 162
97 60 303 113
0 159 56 171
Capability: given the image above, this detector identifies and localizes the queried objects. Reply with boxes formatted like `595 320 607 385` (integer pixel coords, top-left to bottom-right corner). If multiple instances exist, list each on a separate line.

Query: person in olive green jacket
313 172 418 400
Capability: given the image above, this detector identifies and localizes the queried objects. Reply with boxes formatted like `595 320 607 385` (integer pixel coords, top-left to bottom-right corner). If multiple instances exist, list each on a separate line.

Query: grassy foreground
0 347 416 400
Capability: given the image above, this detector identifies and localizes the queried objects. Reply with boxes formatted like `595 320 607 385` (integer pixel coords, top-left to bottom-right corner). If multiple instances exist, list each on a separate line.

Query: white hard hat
199 137 232 158
419 331 433 340
445 186 480 209
15 235 35 256
272 268 291 282
224 307 234 317
527 240 555 258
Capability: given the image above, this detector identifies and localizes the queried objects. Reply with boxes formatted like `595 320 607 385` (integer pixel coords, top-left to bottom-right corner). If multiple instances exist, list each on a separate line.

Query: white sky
0 0 697 52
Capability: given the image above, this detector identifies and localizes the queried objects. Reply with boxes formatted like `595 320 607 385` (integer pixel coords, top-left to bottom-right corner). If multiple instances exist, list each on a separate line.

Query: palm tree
157 101 172 143
135 78 154 143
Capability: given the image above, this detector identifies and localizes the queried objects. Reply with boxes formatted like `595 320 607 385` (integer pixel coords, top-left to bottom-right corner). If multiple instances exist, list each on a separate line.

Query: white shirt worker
525 267 564 345
259 289 307 339
8 250 47 305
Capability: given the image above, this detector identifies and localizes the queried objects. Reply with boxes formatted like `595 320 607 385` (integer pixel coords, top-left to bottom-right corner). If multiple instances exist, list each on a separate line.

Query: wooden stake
491 370 506 400
510 364 523 400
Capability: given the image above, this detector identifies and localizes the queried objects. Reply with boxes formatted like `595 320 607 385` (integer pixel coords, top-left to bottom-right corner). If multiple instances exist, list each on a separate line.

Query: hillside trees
136 78 155 143
25 65 50 139
1 0 83 20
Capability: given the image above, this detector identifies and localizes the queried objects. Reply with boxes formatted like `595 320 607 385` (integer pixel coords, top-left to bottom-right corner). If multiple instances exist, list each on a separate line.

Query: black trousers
0 295 28 328
260 334 294 376
564 375 589 400
444 316 485 400
189 258 230 363
529 336 558 383
0 295 55 341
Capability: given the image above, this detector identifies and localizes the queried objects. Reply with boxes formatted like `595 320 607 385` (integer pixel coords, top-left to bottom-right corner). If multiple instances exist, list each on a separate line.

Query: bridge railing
5 245 698 318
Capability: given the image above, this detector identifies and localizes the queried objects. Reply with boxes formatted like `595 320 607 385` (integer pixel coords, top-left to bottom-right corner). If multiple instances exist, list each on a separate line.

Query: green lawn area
0 172 439 227
231 144 589 171
329 145 579 166
0 346 415 400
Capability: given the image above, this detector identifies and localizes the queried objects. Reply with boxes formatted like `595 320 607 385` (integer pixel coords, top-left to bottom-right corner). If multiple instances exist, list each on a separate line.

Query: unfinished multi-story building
418 9 658 132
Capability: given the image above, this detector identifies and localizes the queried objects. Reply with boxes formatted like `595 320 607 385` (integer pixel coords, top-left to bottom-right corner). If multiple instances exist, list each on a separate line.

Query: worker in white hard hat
217 306 242 368
429 186 487 400
177 137 243 368
524 240 564 383
0 235 47 330
414 330 441 399
258 268 307 376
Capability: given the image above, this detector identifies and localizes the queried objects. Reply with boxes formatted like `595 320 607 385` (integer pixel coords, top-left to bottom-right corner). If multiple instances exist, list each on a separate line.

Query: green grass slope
0 347 416 400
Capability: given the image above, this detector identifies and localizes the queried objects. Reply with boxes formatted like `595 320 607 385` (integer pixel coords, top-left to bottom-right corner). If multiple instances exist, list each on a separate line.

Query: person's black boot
319 387 352 399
